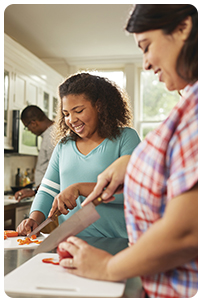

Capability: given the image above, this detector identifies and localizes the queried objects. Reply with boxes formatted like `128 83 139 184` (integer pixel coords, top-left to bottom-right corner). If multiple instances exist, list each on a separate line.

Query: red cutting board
4 253 125 297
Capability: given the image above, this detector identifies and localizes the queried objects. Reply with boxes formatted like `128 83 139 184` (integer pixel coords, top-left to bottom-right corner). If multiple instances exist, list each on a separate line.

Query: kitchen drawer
15 204 31 228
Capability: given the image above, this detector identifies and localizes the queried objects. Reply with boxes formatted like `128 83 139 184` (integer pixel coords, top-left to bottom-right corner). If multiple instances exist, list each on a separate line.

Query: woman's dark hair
126 4 198 83
53 72 133 144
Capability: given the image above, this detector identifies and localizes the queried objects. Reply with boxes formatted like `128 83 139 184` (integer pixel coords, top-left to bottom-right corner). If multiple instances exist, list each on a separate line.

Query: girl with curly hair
17 72 140 238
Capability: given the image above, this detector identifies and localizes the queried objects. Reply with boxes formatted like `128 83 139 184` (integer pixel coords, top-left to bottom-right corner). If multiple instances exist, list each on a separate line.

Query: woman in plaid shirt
58 5 198 298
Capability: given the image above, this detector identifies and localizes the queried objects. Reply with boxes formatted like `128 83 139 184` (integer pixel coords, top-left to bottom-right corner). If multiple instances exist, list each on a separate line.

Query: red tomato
57 245 73 262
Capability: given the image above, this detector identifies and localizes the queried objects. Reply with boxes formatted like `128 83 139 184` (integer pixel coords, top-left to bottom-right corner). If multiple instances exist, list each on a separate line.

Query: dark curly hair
126 4 198 84
52 72 133 145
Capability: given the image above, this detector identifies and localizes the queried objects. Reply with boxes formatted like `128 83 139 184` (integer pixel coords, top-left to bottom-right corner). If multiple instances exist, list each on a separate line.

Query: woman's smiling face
62 94 99 140
134 23 190 91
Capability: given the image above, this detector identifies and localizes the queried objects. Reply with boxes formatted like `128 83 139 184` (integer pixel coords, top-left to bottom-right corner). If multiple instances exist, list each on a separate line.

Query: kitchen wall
4 154 37 191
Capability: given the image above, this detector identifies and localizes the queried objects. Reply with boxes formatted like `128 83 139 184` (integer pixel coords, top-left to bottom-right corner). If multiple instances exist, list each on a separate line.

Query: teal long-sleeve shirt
30 127 141 238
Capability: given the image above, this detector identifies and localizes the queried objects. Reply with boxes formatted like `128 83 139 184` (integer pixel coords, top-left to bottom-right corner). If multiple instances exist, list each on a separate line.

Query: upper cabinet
4 34 63 150
4 67 13 149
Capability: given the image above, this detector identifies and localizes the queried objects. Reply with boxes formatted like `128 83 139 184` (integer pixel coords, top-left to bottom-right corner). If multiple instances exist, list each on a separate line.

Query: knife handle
92 195 103 207
51 208 62 221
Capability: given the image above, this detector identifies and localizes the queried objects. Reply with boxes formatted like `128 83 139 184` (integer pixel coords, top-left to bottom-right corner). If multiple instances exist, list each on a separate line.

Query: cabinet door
43 91 50 117
43 92 58 120
26 80 38 106
15 204 32 228
14 73 26 108
4 66 14 149
4 70 10 141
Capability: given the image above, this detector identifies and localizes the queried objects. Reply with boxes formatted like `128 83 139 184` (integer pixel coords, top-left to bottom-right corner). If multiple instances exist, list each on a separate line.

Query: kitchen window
138 69 180 139
89 70 125 89
85 68 180 141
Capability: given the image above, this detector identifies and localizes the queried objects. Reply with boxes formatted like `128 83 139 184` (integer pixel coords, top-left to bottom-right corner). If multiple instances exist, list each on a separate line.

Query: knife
27 208 62 238
33 196 103 255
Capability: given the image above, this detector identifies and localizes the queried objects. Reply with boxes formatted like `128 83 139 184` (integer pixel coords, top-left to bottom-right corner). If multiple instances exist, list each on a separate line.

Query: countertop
4 236 143 298
4 195 34 209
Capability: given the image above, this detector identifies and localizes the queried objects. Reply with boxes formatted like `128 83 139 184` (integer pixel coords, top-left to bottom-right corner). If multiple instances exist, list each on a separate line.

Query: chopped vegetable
42 258 59 265
17 236 42 246
4 230 18 237
31 234 37 240
4 230 42 245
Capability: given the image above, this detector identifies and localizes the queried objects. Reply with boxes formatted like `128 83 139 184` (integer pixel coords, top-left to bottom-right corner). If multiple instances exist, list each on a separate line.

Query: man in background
15 105 54 200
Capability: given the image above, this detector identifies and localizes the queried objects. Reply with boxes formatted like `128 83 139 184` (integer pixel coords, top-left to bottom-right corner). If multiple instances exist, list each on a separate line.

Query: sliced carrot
16 236 42 246
4 233 7 240
31 234 37 240
4 230 18 237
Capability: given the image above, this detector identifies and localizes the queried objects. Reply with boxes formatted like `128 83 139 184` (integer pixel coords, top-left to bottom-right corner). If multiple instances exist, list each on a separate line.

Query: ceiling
4 4 142 76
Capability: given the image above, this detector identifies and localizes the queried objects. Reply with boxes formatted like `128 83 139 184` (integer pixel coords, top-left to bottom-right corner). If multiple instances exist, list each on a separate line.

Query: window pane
141 122 161 140
89 70 124 89
141 70 180 121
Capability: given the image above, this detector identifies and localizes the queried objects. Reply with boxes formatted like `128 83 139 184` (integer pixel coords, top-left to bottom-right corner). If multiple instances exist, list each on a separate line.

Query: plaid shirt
124 81 198 298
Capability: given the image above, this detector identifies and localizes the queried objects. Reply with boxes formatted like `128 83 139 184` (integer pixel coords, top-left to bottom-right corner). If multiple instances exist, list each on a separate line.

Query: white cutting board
4 253 125 297
4 233 48 249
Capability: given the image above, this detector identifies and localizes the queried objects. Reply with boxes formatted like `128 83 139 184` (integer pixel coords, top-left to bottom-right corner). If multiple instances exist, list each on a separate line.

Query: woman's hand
48 184 79 218
82 155 131 206
58 236 114 281
16 218 39 236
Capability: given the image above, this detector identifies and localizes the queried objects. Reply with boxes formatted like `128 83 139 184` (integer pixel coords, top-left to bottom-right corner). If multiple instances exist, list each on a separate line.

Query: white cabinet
15 204 32 228
4 63 15 149
8 70 40 109
15 73 26 108
41 91 58 120
4 33 63 151
26 80 38 106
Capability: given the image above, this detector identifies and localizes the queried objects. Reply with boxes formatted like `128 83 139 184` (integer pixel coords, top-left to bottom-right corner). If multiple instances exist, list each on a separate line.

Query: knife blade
33 196 103 255
27 208 62 238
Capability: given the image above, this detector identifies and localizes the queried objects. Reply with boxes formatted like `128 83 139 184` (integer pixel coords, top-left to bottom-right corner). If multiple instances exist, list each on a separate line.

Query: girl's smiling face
134 17 192 91
62 94 99 140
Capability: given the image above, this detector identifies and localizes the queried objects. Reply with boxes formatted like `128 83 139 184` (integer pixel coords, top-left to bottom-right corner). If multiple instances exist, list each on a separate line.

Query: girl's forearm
29 211 45 224
75 182 97 198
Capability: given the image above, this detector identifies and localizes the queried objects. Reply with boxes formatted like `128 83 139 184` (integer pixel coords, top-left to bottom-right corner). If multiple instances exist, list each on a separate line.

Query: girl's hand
58 236 113 281
48 185 79 217
82 155 131 207
16 218 39 236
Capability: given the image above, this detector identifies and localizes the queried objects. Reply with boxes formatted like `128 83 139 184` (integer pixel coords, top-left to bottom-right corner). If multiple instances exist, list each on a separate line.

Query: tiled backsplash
4 155 37 191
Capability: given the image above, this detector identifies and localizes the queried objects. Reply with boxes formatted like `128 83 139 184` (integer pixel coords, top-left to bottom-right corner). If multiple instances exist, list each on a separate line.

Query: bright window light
89 70 125 89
